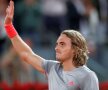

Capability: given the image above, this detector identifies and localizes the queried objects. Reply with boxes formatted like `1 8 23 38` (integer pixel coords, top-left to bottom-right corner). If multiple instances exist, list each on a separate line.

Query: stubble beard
56 58 66 64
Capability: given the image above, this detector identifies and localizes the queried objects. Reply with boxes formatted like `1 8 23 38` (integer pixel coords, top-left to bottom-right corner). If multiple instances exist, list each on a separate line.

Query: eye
60 42 65 47
61 43 64 46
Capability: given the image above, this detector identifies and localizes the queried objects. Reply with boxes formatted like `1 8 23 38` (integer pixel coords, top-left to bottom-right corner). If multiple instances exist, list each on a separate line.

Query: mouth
56 51 61 54
56 52 60 55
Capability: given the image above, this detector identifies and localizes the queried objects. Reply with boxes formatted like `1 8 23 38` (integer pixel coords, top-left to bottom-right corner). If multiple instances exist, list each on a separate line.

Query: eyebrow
60 42 65 44
56 41 65 45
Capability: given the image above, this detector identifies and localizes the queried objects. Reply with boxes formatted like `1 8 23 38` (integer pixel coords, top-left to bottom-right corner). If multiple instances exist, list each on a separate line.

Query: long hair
61 30 89 67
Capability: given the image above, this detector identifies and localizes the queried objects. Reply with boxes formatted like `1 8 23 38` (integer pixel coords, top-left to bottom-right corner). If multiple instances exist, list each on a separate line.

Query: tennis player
4 1 99 90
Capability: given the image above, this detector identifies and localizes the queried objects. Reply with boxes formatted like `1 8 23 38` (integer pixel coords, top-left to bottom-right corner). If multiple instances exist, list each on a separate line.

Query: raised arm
4 0 45 73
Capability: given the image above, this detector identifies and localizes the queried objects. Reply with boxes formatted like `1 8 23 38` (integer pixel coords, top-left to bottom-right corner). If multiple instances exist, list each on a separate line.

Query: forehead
56 34 71 43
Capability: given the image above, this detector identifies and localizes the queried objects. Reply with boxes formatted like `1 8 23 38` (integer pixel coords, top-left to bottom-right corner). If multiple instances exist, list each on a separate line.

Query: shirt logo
68 81 74 86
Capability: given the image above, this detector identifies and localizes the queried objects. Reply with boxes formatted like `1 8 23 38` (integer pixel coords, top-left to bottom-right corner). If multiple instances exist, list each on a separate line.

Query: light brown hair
61 30 89 67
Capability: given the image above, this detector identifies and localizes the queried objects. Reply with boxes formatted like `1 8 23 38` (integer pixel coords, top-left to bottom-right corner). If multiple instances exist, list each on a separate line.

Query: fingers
6 5 10 16
12 1 14 12
5 0 14 19
6 8 9 16
8 0 14 9
7 0 14 17
10 0 14 6
10 0 14 9
10 0 14 15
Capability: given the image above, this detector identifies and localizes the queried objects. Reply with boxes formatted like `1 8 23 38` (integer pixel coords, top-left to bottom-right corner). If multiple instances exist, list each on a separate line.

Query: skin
5 0 45 73
4 0 76 73
55 34 75 71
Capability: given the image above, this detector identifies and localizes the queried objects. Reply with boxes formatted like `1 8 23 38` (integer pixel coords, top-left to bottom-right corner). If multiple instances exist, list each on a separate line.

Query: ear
71 48 75 55
73 51 75 56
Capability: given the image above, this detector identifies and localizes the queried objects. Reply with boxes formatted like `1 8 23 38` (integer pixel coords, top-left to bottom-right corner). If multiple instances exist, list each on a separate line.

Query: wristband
4 24 18 38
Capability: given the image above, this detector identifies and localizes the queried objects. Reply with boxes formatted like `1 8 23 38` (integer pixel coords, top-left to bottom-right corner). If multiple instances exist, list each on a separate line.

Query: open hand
4 0 14 25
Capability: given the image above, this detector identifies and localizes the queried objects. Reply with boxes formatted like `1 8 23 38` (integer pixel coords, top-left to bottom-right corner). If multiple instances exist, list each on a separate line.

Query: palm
4 0 14 24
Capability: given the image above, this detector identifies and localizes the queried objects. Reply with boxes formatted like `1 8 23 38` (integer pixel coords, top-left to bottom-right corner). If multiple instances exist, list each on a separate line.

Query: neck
62 59 76 71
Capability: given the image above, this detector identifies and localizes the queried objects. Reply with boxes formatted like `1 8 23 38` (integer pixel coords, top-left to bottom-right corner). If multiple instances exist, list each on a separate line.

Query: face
55 34 74 63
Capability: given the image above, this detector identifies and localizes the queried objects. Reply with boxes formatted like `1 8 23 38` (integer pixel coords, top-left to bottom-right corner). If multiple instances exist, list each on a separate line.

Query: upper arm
21 51 46 73
11 35 46 73
10 35 57 74
23 53 58 74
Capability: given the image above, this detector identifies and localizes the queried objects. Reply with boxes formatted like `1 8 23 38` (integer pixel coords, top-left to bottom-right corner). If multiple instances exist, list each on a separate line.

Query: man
4 0 99 90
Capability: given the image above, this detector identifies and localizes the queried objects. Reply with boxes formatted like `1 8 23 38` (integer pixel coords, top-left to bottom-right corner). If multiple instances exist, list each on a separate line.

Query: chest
48 68 80 90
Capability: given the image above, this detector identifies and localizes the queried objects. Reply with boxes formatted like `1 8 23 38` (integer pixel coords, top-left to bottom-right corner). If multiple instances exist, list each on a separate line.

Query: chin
56 57 62 62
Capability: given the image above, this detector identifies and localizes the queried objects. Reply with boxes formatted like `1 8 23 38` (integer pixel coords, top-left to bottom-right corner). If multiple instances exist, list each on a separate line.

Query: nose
55 46 57 51
55 45 58 51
